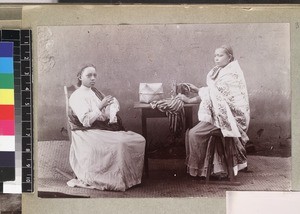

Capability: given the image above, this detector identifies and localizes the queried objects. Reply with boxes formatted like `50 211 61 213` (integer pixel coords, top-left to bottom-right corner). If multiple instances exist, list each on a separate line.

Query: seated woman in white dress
68 65 145 191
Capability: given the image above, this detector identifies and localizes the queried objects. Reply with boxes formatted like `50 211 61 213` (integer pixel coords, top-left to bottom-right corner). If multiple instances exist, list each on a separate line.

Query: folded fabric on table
150 98 185 137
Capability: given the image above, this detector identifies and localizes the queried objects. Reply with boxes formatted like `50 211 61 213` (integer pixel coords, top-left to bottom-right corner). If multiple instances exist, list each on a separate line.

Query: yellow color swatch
0 89 14 105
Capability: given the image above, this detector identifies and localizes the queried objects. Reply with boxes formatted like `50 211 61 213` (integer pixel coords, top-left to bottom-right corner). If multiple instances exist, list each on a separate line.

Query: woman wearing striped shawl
176 45 250 179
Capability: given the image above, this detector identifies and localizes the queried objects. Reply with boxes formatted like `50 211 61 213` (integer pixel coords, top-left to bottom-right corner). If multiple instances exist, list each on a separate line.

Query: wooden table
134 102 198 177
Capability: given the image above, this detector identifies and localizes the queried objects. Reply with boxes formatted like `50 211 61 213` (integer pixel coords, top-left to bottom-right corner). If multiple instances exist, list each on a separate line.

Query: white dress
68 85 145 191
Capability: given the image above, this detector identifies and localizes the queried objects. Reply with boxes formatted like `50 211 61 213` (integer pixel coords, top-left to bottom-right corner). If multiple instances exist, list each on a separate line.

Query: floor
38 140 291 198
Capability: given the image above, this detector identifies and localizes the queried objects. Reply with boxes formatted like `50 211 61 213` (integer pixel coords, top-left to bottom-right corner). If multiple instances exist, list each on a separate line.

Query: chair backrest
64 85 78 141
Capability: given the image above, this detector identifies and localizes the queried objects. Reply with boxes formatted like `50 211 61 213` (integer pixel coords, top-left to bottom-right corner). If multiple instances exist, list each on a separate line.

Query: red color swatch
0 105 14 120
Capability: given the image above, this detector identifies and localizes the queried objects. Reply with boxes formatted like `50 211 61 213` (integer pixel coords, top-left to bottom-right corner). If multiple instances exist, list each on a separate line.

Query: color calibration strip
0 42 15 190
0 30 33 193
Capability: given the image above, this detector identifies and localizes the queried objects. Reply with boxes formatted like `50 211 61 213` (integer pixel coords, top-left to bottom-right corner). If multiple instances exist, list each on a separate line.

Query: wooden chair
205 129 240 185
63 85 78 141
54 85 78 180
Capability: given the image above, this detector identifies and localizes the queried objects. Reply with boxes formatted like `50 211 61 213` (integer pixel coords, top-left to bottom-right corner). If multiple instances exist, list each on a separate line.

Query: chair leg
201 135 241 185
222 138 235 182
206 136 215 182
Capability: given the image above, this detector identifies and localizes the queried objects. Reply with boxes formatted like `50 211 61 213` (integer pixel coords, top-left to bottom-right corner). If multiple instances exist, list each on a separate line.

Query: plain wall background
37 23 290 149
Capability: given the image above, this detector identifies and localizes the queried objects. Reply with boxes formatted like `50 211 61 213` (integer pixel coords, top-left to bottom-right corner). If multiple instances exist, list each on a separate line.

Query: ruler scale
20 30 33 193
0 29 33 193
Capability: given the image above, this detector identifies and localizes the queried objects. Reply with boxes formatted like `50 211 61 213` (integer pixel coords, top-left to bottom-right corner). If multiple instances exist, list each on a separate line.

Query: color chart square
0 57 13 73
0 136 15 151
0 89 14 105
0 105 14 120
0 74 14 89
0 152 15 167
0 42 13 57
0 120 15 135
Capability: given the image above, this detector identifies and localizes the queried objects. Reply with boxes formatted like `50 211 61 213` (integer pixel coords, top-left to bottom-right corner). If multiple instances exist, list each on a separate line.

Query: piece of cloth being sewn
68 86 124 131
150 98 185 137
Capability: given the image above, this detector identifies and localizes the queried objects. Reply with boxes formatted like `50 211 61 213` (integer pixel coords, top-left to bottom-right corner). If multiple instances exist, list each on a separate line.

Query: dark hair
220 45 235 62
77 64 96 87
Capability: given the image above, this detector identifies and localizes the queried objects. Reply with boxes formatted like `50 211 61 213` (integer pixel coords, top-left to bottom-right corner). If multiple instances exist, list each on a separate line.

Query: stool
206 129 236 184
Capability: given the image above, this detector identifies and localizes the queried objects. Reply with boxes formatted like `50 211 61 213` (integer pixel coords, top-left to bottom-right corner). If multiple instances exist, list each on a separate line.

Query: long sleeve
69 87 106 127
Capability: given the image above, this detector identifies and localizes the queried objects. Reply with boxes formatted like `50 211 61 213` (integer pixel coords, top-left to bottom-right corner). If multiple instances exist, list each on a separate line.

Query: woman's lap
69 129 145 191
186 121 247 177
188 121 218 140
187 121 218 152
186 121 219 177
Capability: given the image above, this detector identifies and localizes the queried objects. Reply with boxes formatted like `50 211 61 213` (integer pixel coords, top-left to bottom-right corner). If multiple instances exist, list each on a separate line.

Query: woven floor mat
38 141 291 198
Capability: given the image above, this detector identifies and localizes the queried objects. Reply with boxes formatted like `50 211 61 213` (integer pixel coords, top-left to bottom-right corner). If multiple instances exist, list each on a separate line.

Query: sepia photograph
37 23 291 198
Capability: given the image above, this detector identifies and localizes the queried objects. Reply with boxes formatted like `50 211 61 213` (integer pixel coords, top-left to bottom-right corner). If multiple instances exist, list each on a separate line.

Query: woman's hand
186 83 199 93
175 93 190 103
99 95 114 110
